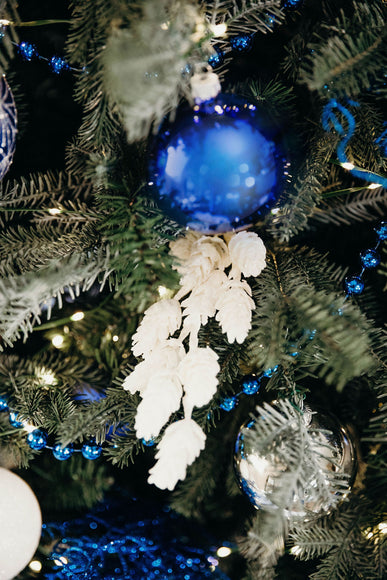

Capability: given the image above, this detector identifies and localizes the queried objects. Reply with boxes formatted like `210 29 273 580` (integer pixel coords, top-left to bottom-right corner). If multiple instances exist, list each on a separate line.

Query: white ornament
147 418 206 490
124 230 267 490
0 468 42 580
228 230 267 278
190 70 221 104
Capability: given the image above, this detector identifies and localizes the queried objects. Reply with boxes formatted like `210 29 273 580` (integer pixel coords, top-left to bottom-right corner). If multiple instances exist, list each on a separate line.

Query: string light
28 560 42 573
209 23 228 37
51 334 64 348
112 335 119 342
216 546 232 557
70 311 85 321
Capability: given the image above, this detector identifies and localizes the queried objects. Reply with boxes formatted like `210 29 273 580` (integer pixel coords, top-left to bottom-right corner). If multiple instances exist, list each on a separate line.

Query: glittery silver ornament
0 76 17 180
234 403 357 518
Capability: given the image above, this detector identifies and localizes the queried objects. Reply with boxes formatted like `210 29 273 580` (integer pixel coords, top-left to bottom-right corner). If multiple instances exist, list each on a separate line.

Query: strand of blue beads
0 395 102 461
14 40 83 74
219 221 386 414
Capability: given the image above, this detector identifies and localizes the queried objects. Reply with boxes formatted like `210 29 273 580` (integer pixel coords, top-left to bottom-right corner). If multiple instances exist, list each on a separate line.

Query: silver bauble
234 404 357 518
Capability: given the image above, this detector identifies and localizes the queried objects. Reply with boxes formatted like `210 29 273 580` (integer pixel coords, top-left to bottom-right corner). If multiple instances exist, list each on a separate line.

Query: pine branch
221 0 285 35
0 250 110 348
299 5 387 95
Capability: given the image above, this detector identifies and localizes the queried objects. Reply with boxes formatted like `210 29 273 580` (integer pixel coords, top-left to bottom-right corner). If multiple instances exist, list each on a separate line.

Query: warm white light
209 22 227 37
0 468 42 580
271 207 281 215
160 21 169 30
378 522 387 534
36 367 57 386
70 311 85 321
216 546 232 558
291 545 302 556
22 422 37 434
48 207 62 215
341 162 355 170
53 556 68 566
158 285 168 297
52 334 64 348
368 183 381 189
29 560 42 573
112 335 119 342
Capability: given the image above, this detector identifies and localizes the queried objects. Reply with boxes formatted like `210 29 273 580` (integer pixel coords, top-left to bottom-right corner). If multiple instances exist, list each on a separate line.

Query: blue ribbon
321 99 387 188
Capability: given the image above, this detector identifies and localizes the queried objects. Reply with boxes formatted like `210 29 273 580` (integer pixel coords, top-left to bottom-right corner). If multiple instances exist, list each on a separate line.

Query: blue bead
18 41 37 61
50 56 68 74
151 94 285 234
360 248 380 268
220 396 237 411
27 428 48 450
344 276 364 295
82 440 103 460
263 365 279 377
230 34 253 52
53 443 74 460
241 377 261 395
0 396 9 412
208 49 224 69
375 221 387 241
9 412 23 428
141 438 156 447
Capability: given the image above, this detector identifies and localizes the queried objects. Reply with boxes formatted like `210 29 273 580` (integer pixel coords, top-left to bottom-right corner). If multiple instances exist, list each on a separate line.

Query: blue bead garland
0 396 9 412
9 411 23 428
82 440 103 460
53 443 74 461
219 396 238 412
230 34 253 53
27 428 48 450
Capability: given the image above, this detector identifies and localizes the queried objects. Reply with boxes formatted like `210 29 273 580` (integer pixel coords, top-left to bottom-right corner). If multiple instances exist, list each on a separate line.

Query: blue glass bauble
150 94 287 233
0 77 17 180
360 248 380 268
27 428 48 450
82 440 103 460
53 443 74 461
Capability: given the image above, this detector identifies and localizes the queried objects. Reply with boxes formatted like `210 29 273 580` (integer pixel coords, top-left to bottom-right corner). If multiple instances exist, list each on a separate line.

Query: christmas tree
0 0 386 578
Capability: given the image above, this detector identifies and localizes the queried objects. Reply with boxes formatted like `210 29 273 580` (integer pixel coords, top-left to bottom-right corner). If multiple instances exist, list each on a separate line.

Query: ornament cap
190 68 221 104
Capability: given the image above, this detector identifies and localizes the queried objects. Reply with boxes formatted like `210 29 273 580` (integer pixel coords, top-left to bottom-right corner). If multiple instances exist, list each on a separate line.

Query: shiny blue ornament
344 276 364 295
9 411 23 428
53 443 74 461
263 365 279 377
375 221 387 241
230 34 253 52
360 248 380 268
18 41 37 61
50 56 68 74
27 428 48 450
151 94 286 233
0 76 17 180
242 377 261 395
82 440 103 460
0 396 9 412
220 396 238 411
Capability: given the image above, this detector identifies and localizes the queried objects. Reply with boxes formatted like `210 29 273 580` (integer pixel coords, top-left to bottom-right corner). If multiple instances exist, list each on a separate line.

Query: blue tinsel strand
43 492 231 580
375 221 387 241
230 34 253 52
208 49 224 69
50 56 69 74
241 377 261 395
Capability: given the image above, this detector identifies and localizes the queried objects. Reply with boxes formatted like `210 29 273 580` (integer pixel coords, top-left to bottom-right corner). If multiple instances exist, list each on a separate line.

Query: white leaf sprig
123 230 267 490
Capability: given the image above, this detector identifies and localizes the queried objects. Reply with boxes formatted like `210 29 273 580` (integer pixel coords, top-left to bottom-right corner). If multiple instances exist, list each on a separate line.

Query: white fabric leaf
169 231 201 268
176 235 231 294
181 270 228 325
147 418 206 490
178 346 220 408
132 299 182 357
134 375 182 440
228 231 266 278
215 280 255 343
123 340 184 394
